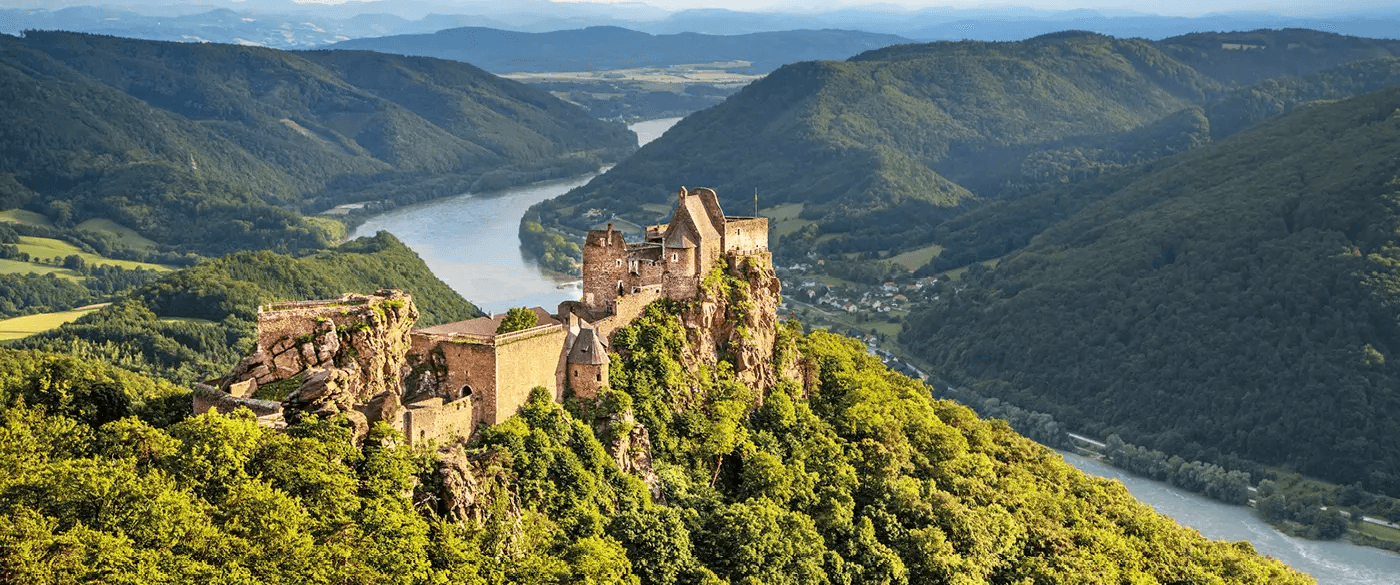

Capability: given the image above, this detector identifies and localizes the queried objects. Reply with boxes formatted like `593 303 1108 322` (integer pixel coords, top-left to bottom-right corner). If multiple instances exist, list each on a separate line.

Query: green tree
498 307 540 334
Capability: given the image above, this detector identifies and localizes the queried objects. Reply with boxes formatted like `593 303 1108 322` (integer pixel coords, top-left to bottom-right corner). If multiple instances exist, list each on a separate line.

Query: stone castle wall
724 218 769 253
434 340 497 421
412 321 567 427
491 326 569 423
403 397 475 447
582 229 631 313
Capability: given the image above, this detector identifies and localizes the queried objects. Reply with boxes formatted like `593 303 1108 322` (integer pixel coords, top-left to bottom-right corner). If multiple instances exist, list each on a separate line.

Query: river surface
351 117 681 314
1059 450 1400 584
351 118 1400 582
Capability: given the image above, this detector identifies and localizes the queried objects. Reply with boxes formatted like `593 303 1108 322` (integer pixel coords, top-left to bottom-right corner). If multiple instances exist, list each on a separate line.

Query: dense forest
0 299 1312 583
0 30 636 255
901 87 1400 497
529 29 1400 266
10 232 482 386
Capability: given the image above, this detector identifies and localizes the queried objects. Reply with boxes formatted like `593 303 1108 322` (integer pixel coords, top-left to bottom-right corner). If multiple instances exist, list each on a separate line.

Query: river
351 117 1399 582
350 117 681 314
1059 450 1400 584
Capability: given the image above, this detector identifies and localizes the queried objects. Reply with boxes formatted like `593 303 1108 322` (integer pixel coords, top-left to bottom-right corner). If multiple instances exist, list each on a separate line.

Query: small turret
567 328 610 399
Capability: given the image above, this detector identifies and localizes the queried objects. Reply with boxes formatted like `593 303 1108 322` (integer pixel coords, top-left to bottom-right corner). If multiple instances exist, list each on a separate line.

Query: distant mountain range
2 2 1397 50
330 27 913 74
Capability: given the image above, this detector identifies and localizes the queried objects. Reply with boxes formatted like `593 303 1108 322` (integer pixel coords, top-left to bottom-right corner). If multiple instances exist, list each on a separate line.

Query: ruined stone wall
256 296 379 361
216 291 418 425
404 397 475 447
693 188 726 237
193 383 282 417
435 340 498 424
593 287 662 344
491 326 568 424
724 218 769 253
582 228 630 313
632 254 667 292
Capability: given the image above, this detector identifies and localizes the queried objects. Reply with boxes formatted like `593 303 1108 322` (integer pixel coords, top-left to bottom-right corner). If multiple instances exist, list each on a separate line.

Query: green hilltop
0 309 1313 584
902 86 1400 497
0 31 635 255
531 30 1400 262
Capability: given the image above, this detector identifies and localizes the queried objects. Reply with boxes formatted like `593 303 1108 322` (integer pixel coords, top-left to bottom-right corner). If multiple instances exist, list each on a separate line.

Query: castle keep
196 187 769 446
580 187 768 314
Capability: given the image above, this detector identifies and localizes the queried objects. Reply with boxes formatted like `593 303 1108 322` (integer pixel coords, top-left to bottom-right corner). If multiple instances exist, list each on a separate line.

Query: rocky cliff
217 290 419 436
680 252 789 395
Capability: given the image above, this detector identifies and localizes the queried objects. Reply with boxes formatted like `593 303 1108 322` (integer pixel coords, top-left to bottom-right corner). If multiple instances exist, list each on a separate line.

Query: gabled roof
663 189 720 249
664 229 697 249
567 328 610 365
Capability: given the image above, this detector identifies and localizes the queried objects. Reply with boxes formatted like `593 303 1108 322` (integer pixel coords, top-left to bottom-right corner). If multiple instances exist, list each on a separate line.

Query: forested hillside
0 31 635 254
531 30 1400 265
10 232 482 385
901 87 1400 497
0 309 1312 583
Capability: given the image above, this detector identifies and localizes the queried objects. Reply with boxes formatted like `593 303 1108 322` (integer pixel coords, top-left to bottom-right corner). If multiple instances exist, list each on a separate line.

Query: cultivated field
0 304 106 341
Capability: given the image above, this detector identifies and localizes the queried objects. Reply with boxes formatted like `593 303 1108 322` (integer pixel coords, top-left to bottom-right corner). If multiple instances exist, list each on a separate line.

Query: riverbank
514 117 683 276
329 153 624 238
349 118 681 314
1059 450 1400 585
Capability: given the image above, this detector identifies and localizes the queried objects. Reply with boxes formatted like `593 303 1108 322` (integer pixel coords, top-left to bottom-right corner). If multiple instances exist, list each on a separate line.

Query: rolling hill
531 30 1400 265
526 28 1400 499
901 86 1400 497
0 30 635 255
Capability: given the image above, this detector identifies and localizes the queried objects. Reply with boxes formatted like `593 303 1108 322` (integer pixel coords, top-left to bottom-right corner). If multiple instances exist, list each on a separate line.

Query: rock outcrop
596 409 664 504
433 447 520 529
215 289 419 439
679 252 785 395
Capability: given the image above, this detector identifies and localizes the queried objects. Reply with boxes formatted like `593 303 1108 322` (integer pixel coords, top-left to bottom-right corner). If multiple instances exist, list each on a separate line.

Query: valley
4 8 1400 583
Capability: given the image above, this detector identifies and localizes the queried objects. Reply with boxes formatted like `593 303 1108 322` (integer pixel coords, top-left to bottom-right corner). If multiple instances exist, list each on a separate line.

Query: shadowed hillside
0 31 635 255
902 87 1400 497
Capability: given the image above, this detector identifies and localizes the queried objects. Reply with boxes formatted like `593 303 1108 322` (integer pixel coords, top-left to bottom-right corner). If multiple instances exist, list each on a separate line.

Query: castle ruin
196 187 769 446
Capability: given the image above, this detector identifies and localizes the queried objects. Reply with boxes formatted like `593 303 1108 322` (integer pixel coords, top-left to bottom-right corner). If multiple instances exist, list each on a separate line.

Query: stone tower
566 327 609 399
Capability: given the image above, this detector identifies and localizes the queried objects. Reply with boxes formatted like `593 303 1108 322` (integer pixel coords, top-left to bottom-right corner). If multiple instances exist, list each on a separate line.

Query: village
774 263 940 383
